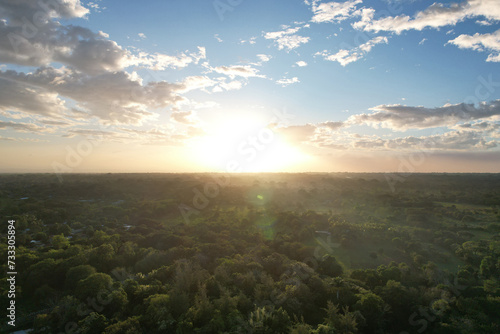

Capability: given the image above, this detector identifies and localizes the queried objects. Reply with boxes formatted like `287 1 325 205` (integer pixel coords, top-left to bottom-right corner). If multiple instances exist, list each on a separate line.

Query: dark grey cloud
0 120 52 133
348 100 500 130
353 130 497 150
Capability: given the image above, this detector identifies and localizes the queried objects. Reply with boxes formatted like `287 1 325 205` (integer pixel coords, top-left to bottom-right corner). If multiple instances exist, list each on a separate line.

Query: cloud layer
354 0 500 34
348 100 500 130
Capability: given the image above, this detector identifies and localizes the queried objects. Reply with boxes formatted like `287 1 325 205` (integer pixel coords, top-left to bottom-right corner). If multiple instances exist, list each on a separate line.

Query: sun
190 113 308 172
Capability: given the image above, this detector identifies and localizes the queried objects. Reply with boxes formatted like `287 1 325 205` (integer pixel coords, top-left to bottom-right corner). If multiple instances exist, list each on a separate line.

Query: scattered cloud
354 0 500 34
214 34 223 42
131 46 206 70
308 0 362 23
40 120 73 127
176 75 217 93
212 79 244 92
87 1 105 13
276 77 300 87
0 76 67 118
383 130 497 151
0 135 47 142
256 54 272 63
61 125 205 146
274 118 497 152
347 100 500 130
264 26 310 51
171 111 198 124
447 29 500 62
211 65 266 79
476 19 493 26
0 121 53 134
0 0 498 159
0 67 189 125
240 37 257 45
318 121 344 130
0 0 204 74
316 36 388 66
453 120 500 133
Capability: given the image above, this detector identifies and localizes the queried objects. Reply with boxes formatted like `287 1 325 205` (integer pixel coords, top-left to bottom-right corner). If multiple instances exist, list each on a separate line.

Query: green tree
76 273 113 301
479 256 495 278
318 255 343 277
323 301 358 334
78 312 108 334
483 278 499 294
103 316 142 334
248 306 291 334
52 233 70 249
144 294 174 332
354 292 385 329
25 258 59 294
65 265 96 290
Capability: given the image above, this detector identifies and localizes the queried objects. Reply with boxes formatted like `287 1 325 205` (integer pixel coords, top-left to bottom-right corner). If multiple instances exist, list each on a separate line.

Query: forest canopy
0 173 499 333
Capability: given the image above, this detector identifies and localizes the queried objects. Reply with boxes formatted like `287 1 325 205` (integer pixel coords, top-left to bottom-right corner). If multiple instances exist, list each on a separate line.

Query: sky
0 0 500 174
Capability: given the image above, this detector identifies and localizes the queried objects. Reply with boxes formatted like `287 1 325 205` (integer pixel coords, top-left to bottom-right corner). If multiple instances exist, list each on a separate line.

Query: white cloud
171 111 198 124
0 1 205 74
176 76 217 93
476 19 493 25
264 27 301 39
138 33 147 39
240 37 257 45
419 38 427 45
299 123 497 152
321 49 363 66
257 54 272 63
309 0 362 23
87 1 105 13
1 0 89 21
264 26 310 51
216 79 243 91
211 77 244 93
0 67 195 125
276 77 300 87
355 0 500 34
130 46 206 71
211 65 265 79
447 29 500 62
296 60 308 66
317 36 388 66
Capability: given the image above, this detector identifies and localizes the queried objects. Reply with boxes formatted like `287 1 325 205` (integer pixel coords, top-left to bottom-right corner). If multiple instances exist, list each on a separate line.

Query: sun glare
191 114 308 172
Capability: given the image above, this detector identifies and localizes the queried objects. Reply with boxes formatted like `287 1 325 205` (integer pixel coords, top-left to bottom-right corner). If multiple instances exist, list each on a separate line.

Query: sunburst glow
191 114 308 172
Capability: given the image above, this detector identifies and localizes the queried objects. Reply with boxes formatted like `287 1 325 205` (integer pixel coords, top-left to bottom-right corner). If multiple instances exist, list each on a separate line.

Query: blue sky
0 0 499 173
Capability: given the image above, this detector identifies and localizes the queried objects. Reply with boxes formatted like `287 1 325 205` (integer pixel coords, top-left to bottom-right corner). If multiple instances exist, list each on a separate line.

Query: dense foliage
1 173 499 333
